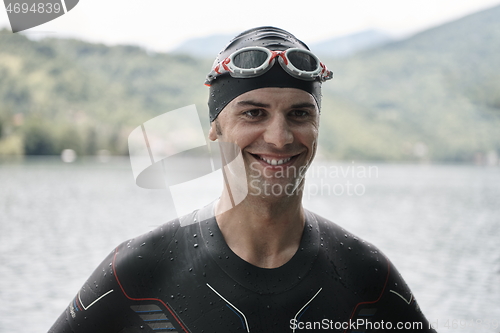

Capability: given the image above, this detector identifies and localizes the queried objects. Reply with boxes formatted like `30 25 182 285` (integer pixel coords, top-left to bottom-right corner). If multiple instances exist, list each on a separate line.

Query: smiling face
209 87 320 199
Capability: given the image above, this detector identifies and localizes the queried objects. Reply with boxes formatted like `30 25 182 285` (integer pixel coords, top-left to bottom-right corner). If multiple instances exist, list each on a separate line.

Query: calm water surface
0 158 499 332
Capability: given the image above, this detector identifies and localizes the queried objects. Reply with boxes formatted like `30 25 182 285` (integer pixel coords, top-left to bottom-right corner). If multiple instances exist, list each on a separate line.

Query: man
50 27 436 332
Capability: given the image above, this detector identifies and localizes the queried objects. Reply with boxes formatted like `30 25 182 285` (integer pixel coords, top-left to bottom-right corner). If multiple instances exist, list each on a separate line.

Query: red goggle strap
214 58 231 74
320 63 332 80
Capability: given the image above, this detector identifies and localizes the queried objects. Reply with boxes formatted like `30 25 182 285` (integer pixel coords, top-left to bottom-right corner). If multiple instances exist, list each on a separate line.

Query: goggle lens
287 50 318 72
232 50 269 69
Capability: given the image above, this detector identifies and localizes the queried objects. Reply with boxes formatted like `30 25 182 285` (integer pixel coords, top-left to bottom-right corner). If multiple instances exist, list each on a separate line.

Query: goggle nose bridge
269 50 289 66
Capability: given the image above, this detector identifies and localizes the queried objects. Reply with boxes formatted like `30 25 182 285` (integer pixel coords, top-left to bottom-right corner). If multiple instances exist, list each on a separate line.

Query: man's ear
208 121 217 141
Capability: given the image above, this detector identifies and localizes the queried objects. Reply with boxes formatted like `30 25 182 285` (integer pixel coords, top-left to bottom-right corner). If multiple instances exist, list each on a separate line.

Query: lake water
0 158 499 332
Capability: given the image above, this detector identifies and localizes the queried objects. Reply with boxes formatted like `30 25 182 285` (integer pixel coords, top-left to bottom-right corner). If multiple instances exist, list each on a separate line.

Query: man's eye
243 109 264 118
291 110 309 118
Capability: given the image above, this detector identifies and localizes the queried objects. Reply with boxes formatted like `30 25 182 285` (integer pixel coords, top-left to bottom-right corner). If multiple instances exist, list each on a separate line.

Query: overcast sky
2 0 500 52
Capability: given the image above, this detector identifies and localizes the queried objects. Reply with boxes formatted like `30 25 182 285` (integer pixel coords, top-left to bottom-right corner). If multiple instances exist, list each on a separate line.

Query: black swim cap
207 26 325 122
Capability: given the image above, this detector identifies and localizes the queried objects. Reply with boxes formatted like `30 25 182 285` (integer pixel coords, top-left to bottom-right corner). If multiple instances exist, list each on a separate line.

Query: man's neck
215 193 305 269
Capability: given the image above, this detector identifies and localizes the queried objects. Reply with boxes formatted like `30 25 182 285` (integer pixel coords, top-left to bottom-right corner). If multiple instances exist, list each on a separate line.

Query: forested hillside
0 4 499 162
319 5 500 161
0 31 210 156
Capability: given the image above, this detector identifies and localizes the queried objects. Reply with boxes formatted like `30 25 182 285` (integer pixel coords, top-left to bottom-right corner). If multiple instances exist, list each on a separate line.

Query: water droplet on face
140 242 146 247
193 234 197 238
194 244 199 248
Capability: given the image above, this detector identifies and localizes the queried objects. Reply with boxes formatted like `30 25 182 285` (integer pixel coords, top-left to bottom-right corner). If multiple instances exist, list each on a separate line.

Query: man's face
209 87 320 198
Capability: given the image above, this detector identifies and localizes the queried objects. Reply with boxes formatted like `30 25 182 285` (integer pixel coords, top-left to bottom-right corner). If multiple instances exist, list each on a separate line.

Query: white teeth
259 156 292 165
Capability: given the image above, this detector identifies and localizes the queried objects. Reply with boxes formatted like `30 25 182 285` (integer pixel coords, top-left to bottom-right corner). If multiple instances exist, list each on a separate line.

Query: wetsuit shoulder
311 211 388 276
113 218 183 292
48 218 184 333
310 211 436 332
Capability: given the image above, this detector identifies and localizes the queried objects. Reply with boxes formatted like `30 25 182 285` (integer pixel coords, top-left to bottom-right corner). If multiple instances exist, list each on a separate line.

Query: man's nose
263 114 293 148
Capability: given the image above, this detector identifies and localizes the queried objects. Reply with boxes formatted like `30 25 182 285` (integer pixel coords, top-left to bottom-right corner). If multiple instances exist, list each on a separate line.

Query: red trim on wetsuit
112 248 190 333
74 294 83 311
343 258 391 333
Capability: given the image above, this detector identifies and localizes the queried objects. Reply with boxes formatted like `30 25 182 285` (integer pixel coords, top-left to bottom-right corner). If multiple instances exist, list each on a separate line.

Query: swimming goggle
205 46 333 85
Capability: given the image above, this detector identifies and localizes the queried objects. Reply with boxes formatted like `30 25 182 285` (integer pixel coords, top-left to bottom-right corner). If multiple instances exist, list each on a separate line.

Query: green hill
0 5 499 162
319 4 500 161
0 31 211 155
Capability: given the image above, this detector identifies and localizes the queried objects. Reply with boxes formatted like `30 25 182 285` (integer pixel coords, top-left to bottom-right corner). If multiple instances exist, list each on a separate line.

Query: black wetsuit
49 205 436 333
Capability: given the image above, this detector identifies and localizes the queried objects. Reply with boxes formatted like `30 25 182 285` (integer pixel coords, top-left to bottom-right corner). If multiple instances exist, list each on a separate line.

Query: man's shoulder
113 211 201 271
307 211 434 330
118 218 182 254
307 210 389 274
110 211 204 292
308 210 380 250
